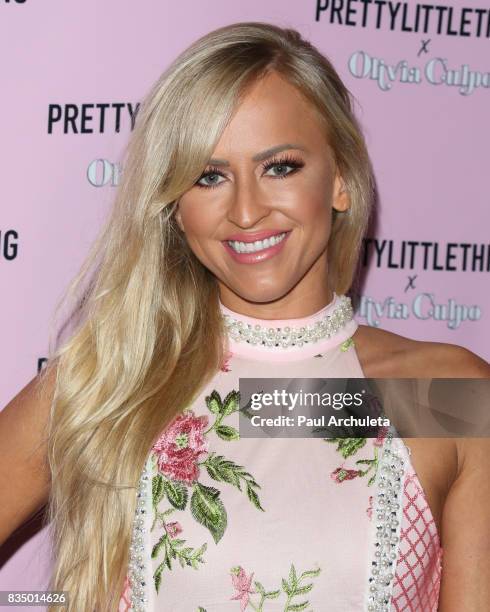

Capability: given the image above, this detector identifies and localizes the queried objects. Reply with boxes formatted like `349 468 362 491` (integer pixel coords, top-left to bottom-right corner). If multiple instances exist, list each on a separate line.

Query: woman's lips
225 229 289 242
222 231 291 264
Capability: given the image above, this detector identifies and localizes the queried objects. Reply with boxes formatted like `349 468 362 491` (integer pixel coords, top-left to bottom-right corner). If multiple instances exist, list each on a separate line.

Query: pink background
1 0 488 604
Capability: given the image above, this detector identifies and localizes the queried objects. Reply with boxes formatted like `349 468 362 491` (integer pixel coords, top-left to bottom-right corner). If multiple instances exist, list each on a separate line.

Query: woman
1 22 489 612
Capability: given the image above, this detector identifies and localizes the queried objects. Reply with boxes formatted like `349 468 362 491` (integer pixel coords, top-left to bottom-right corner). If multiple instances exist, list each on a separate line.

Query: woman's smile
222 230 291 264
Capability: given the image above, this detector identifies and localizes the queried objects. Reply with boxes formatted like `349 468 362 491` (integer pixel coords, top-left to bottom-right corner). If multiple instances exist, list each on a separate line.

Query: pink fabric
219 292 359 362
391 467 443 611
119 293 442 611
119 575 131 611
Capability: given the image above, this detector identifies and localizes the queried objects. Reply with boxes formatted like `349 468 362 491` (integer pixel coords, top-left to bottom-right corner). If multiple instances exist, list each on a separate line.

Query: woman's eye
265 163 295 177
262 156 304 179
195 157 303 189
196 171 226 188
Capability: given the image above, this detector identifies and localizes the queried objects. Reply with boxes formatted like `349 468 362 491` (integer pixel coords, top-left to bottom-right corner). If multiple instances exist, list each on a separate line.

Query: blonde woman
1 22 489 612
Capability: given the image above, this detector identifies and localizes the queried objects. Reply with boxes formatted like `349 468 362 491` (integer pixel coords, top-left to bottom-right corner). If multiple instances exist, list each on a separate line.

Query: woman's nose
226 176 270 228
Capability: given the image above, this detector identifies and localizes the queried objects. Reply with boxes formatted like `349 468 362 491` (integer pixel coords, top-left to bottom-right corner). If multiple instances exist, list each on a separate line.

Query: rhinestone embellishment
127 458 151 611
366 429 406 612
222 295 354 348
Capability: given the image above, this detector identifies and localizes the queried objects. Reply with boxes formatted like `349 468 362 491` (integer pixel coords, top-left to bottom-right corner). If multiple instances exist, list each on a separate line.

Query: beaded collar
220 294 354 349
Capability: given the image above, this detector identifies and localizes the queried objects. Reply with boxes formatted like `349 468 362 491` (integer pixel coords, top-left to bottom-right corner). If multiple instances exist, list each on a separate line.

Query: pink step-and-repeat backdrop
1 0 489 605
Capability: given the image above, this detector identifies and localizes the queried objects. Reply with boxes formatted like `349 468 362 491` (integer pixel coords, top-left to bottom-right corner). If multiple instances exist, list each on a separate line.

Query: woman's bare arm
438 436 490 611
0 367 55 547
429 345 490 611
354 328 490 609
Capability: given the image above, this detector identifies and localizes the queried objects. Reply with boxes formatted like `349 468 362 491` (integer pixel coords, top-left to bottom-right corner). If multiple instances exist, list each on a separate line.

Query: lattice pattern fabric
118 574 132 612
391 470 443 611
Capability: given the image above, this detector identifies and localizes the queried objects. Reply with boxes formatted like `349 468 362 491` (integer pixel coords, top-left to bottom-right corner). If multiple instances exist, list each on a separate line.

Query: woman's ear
332 172 349 212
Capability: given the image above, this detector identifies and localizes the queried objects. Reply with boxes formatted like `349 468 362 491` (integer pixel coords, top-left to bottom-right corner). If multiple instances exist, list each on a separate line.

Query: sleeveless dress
119 293 442 611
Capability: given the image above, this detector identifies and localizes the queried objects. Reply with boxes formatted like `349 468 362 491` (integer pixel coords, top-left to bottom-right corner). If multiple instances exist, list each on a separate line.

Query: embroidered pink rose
373 425 389 447
230 566 255 611
165 521 183 538
330 466 361 483
152 411 209 483
220 350 233 372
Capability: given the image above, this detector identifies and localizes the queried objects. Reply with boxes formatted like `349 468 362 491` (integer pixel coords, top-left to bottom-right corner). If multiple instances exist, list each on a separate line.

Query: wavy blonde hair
39 21 375 611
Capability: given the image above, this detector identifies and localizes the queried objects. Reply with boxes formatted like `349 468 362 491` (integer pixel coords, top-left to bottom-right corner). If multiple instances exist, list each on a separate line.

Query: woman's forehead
211 75 328 158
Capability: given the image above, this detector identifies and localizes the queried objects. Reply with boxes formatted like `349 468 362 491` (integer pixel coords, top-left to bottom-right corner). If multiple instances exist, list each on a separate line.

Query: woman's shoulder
352 323 490 378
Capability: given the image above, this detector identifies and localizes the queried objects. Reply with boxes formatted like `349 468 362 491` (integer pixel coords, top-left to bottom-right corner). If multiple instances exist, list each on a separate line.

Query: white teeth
227 232 287 254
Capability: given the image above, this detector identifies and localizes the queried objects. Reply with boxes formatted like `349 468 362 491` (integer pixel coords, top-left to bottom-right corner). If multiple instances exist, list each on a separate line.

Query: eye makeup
195 153 305 189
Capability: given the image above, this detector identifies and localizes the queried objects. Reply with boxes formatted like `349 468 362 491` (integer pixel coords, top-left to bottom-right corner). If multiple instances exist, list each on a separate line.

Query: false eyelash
196 154 305 189
261 153 304 175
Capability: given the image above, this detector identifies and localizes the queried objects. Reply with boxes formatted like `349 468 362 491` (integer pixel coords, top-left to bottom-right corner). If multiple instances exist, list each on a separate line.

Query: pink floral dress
119 293 442 611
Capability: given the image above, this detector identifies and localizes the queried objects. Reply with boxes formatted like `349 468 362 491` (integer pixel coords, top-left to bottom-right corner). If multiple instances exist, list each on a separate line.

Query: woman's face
175 70 348 317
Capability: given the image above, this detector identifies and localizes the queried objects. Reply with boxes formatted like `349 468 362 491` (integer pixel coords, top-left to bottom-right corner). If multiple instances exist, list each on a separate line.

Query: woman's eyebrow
208 143 307 167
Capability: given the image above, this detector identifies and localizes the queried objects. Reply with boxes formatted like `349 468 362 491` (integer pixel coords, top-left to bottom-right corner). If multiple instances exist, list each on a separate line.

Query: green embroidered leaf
205 390 222 414
190 483 227 544
154 558 166 593
286 601 308 611
254 580 265 594
266 589 281 599
300 567 321 578
215 425 240 441
239 469 255 480
194 542 208 556
325 437 366 458
356 458 375 465
368 473 376 486
222 390 240 416
152 474 165 506
189 542 207 569
340 337 354 352
161 507 177 517
342 438 366 458
197 608 207 612
205 454 242 488
151 533 167 559
163 478 188 510
246 483 265 512
281 564 321 609
171 538 185 547
165 549 172 569
281 577 291 595
294 583 314 595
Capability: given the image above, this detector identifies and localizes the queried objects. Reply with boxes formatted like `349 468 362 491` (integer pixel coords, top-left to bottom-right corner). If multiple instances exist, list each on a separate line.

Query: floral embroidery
153 412 209 483
150 389 264 593
373 424 389 447
340 337 355 351
326 437 380 486
230 566 256 610
225 563 321 611
366 494 374 519
324 394 389 487
165 520 182 538
330 466 363 483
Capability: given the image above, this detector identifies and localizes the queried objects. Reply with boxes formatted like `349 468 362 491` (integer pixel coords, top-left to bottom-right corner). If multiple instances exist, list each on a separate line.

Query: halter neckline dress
119 292 442 612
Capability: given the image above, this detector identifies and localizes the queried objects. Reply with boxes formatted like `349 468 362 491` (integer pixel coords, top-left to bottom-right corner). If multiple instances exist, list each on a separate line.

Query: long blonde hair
40 21 375 611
